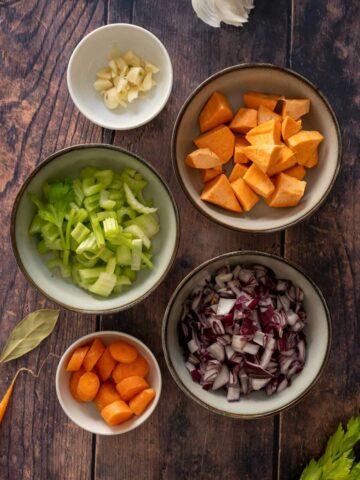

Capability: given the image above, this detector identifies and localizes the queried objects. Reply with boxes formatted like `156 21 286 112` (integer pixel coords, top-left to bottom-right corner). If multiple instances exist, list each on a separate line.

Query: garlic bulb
192 0 254 28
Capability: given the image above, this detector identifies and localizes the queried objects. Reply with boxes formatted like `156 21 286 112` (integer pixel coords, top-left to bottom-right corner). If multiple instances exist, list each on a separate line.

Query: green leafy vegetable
300 416 360 480
0 309 60 363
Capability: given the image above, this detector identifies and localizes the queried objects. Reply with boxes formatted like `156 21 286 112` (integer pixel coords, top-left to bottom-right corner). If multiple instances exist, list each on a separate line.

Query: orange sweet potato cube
185 148 221 169
246 119 282 146
243 145 283 173
266 173 306 207
243 163 275 198
281 115 302 141
228 163 248 182
231 178 260 212
257 105 282 124
194 125 235 165
283 164 306 180
267 145 296 176
229 108 257 133
200 166 222 183
287 130 324 152
200 174 242 212
243 91 281 111
199 91 233 133
234 137 250 163
281 98 310 120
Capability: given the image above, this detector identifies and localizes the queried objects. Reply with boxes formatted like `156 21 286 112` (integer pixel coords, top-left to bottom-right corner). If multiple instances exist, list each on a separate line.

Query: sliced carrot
129 388 156 416
267 146 296 176
199 91 233 133
0 369 23 424
246 119 281 145
69 367 86 402
200 166 222 183
281 98 310 120
109 341 138 364
266 173 306 207
185 148 221 169
95 381 122 411
228 163 248 183
83 338 105 372
243 145 283 173
283 164 306 180
116 375 149 401
112 356 149 383
101 400 133 426
194 125 235 165
243 163 275 198
76 371 100 402
231 178 260 212
243 91 281 111
200 174 242 212
257 105 282 124
281 115 302 141
96 346 117 382
229 107 257 133
66 345 90 372
234 137 250 164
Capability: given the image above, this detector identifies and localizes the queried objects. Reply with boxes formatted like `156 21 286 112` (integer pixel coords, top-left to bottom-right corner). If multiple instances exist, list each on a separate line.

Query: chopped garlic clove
123 51 141 67
116 77 128 93
145 62 160 74
127 87 139 103
93 79 113 91
142 72 153 91
104 87 119 109
108 59 118 75
96 67 112 80
126 67 144 86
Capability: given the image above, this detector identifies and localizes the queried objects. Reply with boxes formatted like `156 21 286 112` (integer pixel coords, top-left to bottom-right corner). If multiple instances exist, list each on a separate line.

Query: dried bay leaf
0 309 60 363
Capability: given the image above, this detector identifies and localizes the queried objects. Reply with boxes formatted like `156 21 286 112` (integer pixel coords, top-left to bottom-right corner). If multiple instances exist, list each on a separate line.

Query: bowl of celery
11 144 179 313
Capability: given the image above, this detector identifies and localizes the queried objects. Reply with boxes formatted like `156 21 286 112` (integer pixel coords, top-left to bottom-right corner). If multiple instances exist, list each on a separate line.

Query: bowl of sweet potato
172 64 341 232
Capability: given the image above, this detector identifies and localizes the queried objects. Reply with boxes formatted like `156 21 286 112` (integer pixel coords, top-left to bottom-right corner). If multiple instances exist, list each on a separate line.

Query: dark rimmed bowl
172 64 341 233
162 251 331 419
11 144 180 314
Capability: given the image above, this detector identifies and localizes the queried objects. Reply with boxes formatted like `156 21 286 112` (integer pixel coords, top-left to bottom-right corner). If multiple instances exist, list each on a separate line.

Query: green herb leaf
0 309 60 363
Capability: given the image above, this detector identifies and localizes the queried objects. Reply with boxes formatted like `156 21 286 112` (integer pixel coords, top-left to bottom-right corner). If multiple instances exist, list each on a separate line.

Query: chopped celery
37 240 49 254
76 232 98 254
124 225 151 249
90 214 105 248
40 222 59 243
117 207 137 223
99 190 116 210
44 238 63 250
80 167 98 179
29 214 45 235
106 257 117 274
73 179 85 206
116 245 132 266
131 239 142 271
48 258 71 278
82 178 104 197
88 272 117 297
124 183 157 214
97 211 117 221
74 208 89 224
123 267 137 282
116 275 132 286
99 247 114 262
71 222 91 244
125 213 159 238
75 254 98 268
103 217 120 237
79 267 105 281
108 189 125 201
95 170 114 187
84 194 100 212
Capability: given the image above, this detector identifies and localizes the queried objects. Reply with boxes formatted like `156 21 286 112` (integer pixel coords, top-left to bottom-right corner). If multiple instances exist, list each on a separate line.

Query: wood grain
0 1 104 479
95 1 289 479
280 1 360 478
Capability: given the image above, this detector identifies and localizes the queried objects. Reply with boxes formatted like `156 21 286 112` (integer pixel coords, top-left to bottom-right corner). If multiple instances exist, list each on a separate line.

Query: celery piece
71 222 90 244
41 222 59 244
131 239 142 271
103 217 120 237
117 207 137 223
64 208 76 265
90 214 105 248
97 211 117 221
109 233 153 269
82 178 104 197
113 285 123 294
116 245 132 266
109 174 123 190
124 183 157 214
80 167 98 179
76 232 98 254
99 190 116 210
106 257 117 274
37 240 49 254
124 225 151 249
116 275 132 286
99 247 114 263
125 213 159 238
44 238 63 250
48 258 71 278
79 267 105 281
122 267 137 282
70 237 78 251
84 193 100 212
88 272 117 297
108 189 125 201
124 167 137 177
29 214 45 235
71 265 82 285
73 179 85 206
74 208 89 224
95 170 114 188
121 173 147 195
75 254 98 268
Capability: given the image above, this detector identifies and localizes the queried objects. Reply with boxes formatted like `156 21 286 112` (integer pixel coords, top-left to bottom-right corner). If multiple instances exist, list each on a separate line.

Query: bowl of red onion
162 251 331 418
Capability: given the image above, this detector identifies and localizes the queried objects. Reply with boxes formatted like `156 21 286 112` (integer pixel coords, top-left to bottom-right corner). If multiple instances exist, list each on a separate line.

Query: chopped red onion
207 342 225 362
212 364 229 390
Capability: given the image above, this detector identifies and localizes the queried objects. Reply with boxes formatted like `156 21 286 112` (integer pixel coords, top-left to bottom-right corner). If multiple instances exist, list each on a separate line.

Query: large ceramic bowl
67 24 173 130
11 144 179 314
162 251 331 418
56 331 162 435
172 64 341 232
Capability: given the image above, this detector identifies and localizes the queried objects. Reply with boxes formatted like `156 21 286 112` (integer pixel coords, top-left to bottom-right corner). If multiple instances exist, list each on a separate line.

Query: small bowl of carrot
55 331 161 435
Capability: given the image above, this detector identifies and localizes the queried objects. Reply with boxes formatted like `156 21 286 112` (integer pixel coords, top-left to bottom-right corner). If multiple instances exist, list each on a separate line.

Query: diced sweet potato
284 164 306 180
243 91 281 111
243 164 275 198
185 148 221 169
194 125 235 165
243 145 283 173
266 173 306 207
228 163 248 182
281 115 302 141
257 105 282 124
229 108 257 133
230 178 260 212
297 148 318 168
234 137 250 164
200 174 242 212
267 146 296 176
281 98 310 120
286 130 324 156
200 166 222 183
199 91 233 133
246 119 281 145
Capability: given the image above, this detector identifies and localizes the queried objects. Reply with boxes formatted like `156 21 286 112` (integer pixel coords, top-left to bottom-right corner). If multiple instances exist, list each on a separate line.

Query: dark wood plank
96 1 289 479
0 1 105 479
280 1 360 478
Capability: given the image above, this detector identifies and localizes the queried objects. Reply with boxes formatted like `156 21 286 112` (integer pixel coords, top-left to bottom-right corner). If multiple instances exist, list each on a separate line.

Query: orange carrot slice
129 388 156 416
112 356 149 383
83 338 105 372
96 347 117 382
69 367 86 402
66 345 90 372
95 381 122 411
76 371 100 402
108 341 138 364
116 375 149 401
101 400 133 426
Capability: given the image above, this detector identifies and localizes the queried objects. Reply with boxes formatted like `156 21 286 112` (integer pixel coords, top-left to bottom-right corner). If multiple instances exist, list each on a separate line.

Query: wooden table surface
0 1 359 479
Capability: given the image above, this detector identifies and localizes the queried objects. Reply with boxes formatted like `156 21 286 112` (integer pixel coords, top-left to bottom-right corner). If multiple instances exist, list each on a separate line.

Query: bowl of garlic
67 24 173 130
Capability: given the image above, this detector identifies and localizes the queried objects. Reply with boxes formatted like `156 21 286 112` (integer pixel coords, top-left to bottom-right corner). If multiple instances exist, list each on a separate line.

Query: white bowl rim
55 330 162 435
10 143 180 314
171 63 342 233
162 250 332 419
67 23 173 130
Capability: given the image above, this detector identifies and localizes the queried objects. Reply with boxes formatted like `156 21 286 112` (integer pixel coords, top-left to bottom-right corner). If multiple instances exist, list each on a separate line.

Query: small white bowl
56 331 162 435
67 23 173 130
162 251 331 418
172 64 341 232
